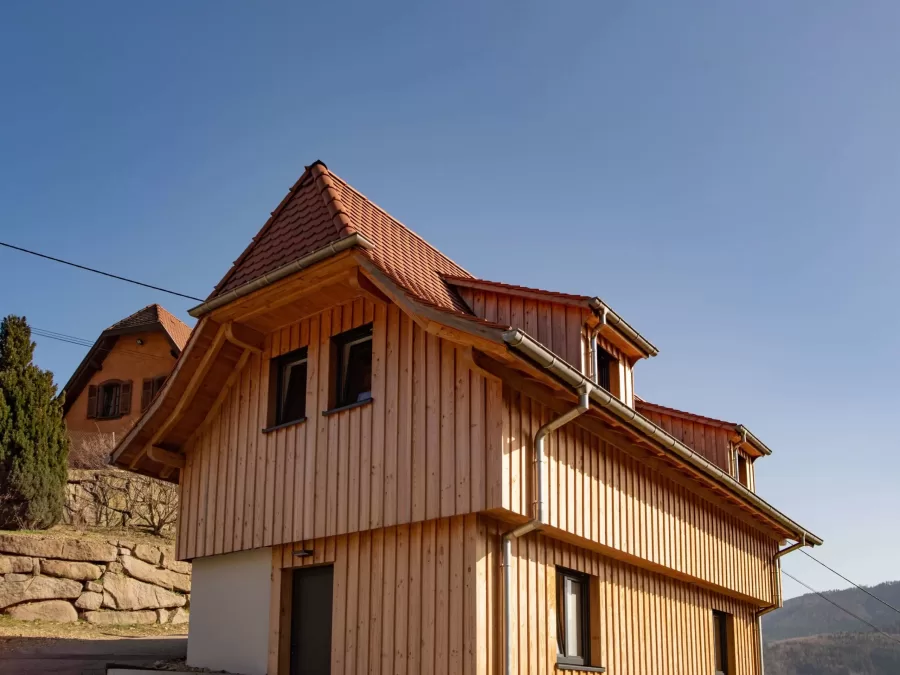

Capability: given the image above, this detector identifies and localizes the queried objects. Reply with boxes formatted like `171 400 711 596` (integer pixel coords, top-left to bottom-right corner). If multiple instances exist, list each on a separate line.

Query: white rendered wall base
186 547 272 675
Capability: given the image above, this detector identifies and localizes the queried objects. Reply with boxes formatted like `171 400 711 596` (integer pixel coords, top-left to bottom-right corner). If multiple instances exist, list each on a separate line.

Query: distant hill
762 580 900 674
765 633 900 675
763 580 900 642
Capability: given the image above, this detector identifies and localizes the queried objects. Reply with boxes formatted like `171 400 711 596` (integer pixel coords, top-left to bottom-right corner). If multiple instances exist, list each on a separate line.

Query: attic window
87 380 132 420
595 347 613 392
271 347 309 427
736 453 749 487
330 323 373 410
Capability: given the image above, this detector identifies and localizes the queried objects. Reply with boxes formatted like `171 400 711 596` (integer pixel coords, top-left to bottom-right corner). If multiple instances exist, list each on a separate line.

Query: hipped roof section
203 160 472 315
62 304 191 415
112 159 816 545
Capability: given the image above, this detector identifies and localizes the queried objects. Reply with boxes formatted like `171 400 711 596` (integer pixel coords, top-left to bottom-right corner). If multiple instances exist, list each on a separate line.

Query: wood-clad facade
177 297 502 561
113 162 817 675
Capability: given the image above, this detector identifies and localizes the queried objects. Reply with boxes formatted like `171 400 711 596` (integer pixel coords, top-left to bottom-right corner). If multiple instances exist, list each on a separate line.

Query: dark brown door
290 565 334 675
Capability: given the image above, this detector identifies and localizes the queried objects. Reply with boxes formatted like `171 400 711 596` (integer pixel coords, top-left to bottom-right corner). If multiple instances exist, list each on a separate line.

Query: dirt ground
1 523 175 548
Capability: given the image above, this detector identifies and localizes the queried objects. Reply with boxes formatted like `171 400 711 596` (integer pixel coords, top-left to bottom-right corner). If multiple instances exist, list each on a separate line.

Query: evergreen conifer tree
0 315 69 529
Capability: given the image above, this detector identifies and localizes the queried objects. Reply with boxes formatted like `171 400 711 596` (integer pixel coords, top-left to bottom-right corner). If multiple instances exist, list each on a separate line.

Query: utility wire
31 327 172 363
0 241 204 302
799 549 900 617
781 570 900 646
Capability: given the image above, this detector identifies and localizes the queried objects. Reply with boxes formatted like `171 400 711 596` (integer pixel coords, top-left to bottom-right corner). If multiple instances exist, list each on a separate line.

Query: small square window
556 567 590 667
332 323 373 408
273 347 308 426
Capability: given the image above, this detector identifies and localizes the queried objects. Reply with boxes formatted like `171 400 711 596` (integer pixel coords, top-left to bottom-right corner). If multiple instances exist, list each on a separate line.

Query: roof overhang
501 328 821 546
443 276 658 360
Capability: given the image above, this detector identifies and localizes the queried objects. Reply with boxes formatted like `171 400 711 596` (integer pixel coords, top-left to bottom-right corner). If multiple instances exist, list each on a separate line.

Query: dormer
635 398 772 492
444 277 657 407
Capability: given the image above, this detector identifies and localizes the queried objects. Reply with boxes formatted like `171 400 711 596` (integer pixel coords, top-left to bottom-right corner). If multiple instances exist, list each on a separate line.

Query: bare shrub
68 432 116 469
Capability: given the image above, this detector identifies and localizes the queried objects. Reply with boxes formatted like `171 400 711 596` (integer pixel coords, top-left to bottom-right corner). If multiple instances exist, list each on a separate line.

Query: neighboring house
63 304 191 454
111 161 821 675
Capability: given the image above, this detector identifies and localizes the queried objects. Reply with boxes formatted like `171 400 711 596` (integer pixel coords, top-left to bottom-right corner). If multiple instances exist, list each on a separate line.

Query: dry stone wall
0 534 190 625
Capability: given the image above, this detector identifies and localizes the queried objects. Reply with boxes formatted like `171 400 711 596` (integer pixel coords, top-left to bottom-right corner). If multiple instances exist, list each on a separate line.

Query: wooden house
64 304 191 457
112 161 821 675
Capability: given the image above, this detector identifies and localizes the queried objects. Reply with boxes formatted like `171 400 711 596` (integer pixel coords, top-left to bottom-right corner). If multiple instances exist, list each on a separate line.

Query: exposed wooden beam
190 349 252 442
147 445 186 469
348 267 391 303
225 322 265 354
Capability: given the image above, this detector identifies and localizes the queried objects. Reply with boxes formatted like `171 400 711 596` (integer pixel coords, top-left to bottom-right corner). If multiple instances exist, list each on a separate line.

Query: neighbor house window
272 347 308 426
556 567 590 667
87 380 132 419
141 375 167 412
713 610 732 675
331 323 373 409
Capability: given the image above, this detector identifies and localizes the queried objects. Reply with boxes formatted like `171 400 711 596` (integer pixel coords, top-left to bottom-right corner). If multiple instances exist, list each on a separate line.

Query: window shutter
141 379 153 411
120 381 133 415
87 385 98 418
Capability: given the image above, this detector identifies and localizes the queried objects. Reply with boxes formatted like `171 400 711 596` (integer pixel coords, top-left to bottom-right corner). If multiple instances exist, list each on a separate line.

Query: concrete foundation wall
187 547 271 675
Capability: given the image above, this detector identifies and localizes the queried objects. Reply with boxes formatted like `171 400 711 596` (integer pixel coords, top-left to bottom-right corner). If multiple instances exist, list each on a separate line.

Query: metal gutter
188 233 374 318
502 328 823 547
589 298 659 358
502 389 590 675
737 424 774 456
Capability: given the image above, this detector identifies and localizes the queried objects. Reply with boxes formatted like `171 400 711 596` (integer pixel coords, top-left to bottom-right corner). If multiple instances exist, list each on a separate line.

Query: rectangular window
273 347 308 426
737 454 749 487
332 323 373 409
141 376 167 412
595 347 612 392
99 383 120 418
556 567 590 667
713 610 731 675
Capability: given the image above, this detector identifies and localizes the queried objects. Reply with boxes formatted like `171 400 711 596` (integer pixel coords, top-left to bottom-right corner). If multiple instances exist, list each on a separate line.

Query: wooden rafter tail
147 445 186 469
225 322 265 354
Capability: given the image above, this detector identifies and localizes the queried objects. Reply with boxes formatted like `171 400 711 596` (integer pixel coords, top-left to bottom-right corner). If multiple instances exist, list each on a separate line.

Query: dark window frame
272 347 309 427
736 453 749 487
713 610 731 675
331 323 373 410
95 379 130 419
556 566 591 668
595 346 613 393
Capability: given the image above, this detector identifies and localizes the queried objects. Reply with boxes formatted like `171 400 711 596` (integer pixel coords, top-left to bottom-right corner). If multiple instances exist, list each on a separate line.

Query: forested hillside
764 580 900 642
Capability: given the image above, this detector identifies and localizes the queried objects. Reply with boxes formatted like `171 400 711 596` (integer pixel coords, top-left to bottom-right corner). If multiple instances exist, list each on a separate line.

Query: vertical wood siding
479 517 763 675
177 299 500 560
458 287 635 407
497 386 777 604
640 407 735 475
270 515 479 675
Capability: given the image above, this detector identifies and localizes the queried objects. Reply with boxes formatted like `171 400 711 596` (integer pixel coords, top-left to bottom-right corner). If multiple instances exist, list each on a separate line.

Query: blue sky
2 2 898 601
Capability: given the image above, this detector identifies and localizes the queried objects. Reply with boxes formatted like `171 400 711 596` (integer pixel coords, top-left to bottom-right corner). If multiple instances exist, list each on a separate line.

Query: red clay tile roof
210 161 472 313
108 304 192 351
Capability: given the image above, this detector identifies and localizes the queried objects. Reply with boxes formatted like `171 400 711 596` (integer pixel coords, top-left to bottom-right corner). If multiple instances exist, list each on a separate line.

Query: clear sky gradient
2 2 897 600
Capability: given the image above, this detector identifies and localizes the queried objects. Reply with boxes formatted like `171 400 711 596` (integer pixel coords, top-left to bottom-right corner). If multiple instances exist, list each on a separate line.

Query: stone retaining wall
0 533 190 625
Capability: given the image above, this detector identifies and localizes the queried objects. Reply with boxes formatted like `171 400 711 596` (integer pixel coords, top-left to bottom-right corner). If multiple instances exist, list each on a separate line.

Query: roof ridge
206 164 319 300
327 169 474 280
309 161 355 238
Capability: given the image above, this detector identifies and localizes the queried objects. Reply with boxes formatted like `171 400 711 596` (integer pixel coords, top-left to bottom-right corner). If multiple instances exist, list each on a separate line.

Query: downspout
502 387 590 675
756 535 808 675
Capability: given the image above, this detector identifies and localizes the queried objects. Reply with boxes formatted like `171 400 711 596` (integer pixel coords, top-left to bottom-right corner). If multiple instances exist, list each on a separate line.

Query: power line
781 570 900 646
0 241 204 302
800 549 900 617
31 327 173 363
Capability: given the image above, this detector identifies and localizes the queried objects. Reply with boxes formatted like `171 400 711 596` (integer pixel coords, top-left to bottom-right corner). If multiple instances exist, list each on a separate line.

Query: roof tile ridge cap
207 166 317 299
309 162 355 238
325 169 474 279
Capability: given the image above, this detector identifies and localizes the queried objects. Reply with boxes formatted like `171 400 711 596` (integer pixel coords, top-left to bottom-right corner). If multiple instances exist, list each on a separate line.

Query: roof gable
61 304 191 414
210 161 472 313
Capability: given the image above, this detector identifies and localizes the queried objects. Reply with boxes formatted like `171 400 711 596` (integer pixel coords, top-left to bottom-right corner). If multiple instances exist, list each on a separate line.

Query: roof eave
589 297 659 358
502 328 821 546
189 233 374 318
